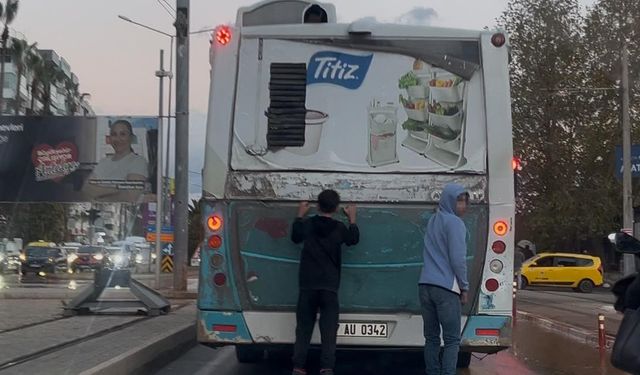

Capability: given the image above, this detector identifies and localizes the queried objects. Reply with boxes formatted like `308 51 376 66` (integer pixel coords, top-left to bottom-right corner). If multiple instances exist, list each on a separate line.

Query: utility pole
173 0 189 290
621 43 636 276
154 49 169 289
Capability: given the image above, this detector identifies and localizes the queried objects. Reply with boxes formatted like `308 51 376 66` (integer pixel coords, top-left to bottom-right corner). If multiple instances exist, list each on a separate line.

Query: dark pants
419 284 462 375
292 289 339 369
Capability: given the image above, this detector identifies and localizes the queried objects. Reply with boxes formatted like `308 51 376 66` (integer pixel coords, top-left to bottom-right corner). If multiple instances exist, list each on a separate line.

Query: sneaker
292 368 307 375
319 369 334 375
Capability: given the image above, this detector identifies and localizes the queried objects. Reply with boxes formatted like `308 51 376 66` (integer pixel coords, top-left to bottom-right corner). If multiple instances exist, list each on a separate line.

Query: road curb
517 310 616 350
160 290 198 299
0 290 79 299
78 321 196 375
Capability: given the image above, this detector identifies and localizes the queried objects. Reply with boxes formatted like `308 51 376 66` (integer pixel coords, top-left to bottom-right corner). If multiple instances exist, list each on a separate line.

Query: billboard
0 116 158 202
231 39 486 173
615 145 640 180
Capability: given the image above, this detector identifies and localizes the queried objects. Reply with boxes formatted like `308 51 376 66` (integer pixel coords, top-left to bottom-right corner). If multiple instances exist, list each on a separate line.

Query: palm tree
64 77 79 115
9 37 36 114
0 0 19 113
25 51 41 114
39 59 63 115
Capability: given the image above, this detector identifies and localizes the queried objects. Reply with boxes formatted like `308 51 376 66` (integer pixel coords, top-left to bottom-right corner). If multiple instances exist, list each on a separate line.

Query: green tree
500 0 592 249
0 0 18 114
9 37 36 114
0 203 66 243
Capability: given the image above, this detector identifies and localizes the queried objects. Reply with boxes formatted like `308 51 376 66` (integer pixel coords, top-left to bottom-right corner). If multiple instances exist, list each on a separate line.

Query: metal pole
621 44 635 276
165 37 174 226
155 50 165 288
174 0 189 291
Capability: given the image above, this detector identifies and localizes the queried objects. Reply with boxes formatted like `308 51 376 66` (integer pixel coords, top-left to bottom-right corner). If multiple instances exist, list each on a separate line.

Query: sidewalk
516 289 621 349
0 300 197 375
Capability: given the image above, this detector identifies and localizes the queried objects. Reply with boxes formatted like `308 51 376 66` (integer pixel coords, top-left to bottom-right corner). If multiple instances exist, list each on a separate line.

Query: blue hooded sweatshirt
419 183 469 294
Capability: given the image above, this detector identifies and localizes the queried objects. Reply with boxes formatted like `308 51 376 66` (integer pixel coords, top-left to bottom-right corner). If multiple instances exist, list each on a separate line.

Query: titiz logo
307 51 373 90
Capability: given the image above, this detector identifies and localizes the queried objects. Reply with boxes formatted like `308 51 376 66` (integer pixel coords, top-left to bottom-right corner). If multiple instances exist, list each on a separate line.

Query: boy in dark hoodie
291 189 359 375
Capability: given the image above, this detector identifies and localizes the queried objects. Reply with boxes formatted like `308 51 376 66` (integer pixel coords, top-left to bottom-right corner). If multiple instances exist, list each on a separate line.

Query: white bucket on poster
285 110 328 156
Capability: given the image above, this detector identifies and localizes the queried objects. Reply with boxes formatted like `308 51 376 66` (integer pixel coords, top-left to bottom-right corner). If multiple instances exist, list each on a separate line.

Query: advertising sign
0 116 158 202
615 145 640 180
231 39 486 173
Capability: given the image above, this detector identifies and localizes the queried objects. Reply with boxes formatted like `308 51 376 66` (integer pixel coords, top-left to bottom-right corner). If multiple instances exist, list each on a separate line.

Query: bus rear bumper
461 315 512 354
197 310 511 354
197 310 253 344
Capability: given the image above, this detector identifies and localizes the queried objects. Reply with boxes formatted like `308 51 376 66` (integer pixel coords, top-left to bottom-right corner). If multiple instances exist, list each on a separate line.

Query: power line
156 0 176 19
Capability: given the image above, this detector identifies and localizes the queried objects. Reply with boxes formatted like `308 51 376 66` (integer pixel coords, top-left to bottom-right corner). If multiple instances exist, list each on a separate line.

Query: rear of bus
197 0 515 363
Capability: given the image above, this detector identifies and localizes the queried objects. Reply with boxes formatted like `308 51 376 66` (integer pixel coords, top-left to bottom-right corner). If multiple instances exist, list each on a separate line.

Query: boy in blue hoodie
419 183 470 375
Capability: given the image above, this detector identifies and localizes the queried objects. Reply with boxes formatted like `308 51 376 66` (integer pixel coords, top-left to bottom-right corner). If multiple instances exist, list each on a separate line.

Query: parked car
20 246 69 275
520 252 604 293
69 245 110 272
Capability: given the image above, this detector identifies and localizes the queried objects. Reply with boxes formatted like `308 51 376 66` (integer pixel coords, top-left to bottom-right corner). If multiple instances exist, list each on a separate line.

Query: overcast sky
10 0 597 193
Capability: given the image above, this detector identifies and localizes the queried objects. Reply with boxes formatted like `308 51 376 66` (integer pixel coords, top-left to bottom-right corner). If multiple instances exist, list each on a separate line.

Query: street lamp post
154 50 172 288
118 14 214 289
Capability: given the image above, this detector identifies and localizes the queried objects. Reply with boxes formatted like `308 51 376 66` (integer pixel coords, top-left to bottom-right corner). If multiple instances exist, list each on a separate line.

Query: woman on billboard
85 119 151 201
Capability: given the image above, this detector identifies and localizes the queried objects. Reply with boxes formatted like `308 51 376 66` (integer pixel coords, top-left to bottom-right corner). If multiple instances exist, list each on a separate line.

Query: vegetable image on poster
399 59 468 168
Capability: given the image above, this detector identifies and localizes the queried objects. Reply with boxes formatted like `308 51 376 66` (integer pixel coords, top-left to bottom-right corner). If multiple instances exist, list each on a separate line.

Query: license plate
337 322 388 338
29 264 42 268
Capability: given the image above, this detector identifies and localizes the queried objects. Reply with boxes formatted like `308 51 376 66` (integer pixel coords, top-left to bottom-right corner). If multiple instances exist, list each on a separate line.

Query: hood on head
439 183 468 215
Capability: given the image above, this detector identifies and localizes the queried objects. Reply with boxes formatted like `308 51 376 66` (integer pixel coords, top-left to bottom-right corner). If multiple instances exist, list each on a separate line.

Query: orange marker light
493 221 508 236
207 215 223 231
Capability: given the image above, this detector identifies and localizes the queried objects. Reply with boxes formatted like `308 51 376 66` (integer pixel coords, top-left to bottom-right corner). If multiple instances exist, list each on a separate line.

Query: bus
197 0 514 368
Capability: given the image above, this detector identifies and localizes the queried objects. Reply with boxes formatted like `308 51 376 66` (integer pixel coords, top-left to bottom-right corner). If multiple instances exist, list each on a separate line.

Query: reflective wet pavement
157 320 626 375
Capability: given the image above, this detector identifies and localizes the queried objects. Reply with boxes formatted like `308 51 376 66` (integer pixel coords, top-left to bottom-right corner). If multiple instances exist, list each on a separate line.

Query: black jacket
291 215 359 292
613 273 640 312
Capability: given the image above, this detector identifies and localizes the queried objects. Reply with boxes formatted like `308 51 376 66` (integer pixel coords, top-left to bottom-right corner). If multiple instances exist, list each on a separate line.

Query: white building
0 30 94 116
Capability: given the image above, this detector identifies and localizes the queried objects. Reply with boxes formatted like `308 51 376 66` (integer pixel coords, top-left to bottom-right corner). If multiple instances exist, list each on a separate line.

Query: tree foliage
501 0 638 251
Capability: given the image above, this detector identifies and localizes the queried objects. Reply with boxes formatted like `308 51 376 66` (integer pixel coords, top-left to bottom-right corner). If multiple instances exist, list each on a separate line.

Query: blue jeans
419 284 461 375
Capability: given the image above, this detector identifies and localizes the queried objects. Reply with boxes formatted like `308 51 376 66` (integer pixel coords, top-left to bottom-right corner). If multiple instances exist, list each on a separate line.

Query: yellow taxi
519 252 604 293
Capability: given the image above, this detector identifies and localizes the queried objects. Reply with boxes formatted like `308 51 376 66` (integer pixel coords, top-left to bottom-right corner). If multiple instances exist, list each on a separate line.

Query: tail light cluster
207 213 227 287
485 220 510 293
214 25 232 46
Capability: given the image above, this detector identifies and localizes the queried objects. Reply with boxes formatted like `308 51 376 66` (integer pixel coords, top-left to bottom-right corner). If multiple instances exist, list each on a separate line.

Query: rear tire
577 279 594 293
520 276 529 290
457 351 472 368
235 345 264 363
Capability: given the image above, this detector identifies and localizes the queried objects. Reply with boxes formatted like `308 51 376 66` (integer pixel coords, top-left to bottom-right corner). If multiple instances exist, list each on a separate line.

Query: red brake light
215 26 232 46
212 324 236 332
493 221 508 236
491 33 506 47
208 235 222 249
512 157 522 171
214 273 227 286
485 278 499 292
476 328 500 336
207 215 223 231
492 241 506 254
